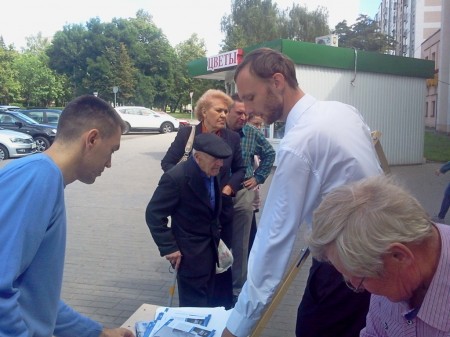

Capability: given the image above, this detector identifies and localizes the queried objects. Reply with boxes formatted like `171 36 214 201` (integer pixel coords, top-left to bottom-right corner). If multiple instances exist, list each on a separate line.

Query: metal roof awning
188 38 435 81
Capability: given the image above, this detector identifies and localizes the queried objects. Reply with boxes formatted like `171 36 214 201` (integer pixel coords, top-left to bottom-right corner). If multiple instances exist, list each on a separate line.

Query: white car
115 106 188 134
0 127 36 160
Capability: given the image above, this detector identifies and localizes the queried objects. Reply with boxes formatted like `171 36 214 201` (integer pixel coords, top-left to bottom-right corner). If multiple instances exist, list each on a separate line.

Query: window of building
425 102 428 117
431 101 435 117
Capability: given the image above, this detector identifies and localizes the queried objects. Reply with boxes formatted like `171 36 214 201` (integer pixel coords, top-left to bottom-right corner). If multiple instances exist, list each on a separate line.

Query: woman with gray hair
307 175 450 336
161 89 245 309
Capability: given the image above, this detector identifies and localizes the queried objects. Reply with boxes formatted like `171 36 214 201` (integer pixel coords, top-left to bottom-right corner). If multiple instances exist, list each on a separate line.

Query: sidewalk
1 133 447 336
61 132 311 335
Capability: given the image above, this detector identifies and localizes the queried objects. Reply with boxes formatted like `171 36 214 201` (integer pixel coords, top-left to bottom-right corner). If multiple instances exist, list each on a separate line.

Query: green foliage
25 33 51 54
280 4 330 42
46 11 181 109
424 130 450 162
1 6 396 109
333 15 396 53
171 34 221 113
221 0 282 50
0 46 21 104
221 0 329 50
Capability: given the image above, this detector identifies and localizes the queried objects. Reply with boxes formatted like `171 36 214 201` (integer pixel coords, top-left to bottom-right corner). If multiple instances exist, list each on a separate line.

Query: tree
334 15 396 53
47 23 91 97
13 52 65 107
221 0 281 51
47 11 177 109
83 43 138 104
123 11 177 109
0 46 21 104
169 34 220 113
24 33 51 54
333 20 352 47
221 0 330 51
112 43 138 103
280 4 329 42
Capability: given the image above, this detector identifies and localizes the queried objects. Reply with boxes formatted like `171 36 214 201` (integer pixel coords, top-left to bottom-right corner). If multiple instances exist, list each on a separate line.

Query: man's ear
386 243 414 264
85 129 99 147
272 73 286 90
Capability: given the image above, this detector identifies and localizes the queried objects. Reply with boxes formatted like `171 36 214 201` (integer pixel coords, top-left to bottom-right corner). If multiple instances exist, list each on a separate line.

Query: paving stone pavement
1 132 447 336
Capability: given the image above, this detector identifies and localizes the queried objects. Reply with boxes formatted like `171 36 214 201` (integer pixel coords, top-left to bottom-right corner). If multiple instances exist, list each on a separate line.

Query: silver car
0 127 36 160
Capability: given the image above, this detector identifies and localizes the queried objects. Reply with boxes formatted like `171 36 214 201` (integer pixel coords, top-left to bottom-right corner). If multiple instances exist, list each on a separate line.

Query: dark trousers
177 268 215 307
211 196 234 309
438 182 450 219
296 259 370 337
248 211 257 255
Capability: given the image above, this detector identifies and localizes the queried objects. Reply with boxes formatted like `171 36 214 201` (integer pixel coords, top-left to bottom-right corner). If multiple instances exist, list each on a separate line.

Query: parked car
178 118 191 128
0 111 57 152
115 106 186 134
19 108 63 126
0 127 36 160
0 105 21 111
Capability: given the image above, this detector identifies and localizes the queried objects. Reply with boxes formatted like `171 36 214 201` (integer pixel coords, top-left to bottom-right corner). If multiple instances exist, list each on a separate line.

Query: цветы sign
207 49 243 71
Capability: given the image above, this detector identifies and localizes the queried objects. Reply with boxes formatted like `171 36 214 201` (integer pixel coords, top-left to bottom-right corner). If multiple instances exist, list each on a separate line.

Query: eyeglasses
344 277 365 293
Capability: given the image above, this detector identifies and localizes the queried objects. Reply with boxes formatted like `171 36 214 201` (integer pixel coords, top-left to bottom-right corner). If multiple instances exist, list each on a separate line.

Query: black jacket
146 157 222 277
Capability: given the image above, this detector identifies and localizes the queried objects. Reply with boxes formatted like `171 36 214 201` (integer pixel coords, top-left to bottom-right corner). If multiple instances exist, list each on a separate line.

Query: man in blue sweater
0 95 134 337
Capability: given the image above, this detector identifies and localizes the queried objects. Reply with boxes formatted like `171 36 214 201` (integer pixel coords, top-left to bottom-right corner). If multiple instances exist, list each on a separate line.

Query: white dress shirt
226 94 383 337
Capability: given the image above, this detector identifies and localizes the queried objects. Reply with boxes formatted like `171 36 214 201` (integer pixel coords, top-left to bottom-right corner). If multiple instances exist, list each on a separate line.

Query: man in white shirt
221 48 382 337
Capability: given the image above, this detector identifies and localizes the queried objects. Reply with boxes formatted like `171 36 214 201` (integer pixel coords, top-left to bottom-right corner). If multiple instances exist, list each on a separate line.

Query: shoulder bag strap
184 126 195 154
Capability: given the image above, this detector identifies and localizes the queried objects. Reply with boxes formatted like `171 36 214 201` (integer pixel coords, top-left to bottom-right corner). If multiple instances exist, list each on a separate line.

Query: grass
170 112 194 119
424 129 450 162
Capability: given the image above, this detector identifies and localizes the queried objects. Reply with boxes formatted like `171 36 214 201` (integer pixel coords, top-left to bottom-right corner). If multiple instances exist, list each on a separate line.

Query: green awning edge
188 39 435 79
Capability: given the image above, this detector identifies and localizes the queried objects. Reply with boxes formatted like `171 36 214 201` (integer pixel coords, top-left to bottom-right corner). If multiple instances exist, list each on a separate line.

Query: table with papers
121 304 158 331
121 303 231 337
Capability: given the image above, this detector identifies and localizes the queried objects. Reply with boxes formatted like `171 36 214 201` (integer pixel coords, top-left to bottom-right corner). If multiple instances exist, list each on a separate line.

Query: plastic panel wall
296 64 426 165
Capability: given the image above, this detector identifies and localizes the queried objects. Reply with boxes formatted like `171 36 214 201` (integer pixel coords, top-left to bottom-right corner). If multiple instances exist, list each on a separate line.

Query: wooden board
250 248 310 337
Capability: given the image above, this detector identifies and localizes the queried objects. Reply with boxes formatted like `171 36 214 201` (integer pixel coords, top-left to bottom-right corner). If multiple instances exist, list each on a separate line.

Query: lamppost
189 91 194 120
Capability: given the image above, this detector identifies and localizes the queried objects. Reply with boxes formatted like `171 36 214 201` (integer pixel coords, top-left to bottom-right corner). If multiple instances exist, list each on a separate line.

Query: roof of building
188 38 435 80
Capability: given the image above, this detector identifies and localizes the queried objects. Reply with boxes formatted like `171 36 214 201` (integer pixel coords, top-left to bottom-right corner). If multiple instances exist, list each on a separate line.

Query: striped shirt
238 123 275 184
361 224 450 337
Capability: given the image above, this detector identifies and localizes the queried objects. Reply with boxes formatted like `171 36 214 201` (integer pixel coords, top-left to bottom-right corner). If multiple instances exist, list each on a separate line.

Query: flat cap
193 133 232 159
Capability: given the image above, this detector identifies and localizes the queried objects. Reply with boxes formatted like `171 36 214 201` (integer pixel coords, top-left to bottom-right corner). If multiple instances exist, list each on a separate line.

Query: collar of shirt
192 157 215 208
200 172 215 209
285 93 317 135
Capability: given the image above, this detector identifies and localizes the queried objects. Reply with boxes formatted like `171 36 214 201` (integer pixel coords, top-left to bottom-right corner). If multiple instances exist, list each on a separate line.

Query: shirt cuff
226 308 259 337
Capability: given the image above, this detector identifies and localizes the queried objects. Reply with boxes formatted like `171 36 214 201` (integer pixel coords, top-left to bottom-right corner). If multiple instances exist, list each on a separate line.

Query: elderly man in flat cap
146 133 233 307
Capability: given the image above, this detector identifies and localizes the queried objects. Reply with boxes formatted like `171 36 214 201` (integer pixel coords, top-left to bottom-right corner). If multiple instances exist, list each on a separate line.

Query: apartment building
422 29 439 128
375 0 441 58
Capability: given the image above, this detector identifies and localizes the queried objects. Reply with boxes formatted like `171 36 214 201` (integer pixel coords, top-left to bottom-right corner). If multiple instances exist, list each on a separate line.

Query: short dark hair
56 95 125 142
230 93 242 102
229 93 243 111
234 48 299 89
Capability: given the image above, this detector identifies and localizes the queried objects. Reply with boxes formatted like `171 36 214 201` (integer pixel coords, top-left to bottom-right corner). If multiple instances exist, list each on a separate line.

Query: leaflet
152 318 215 337
136 306 231 337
